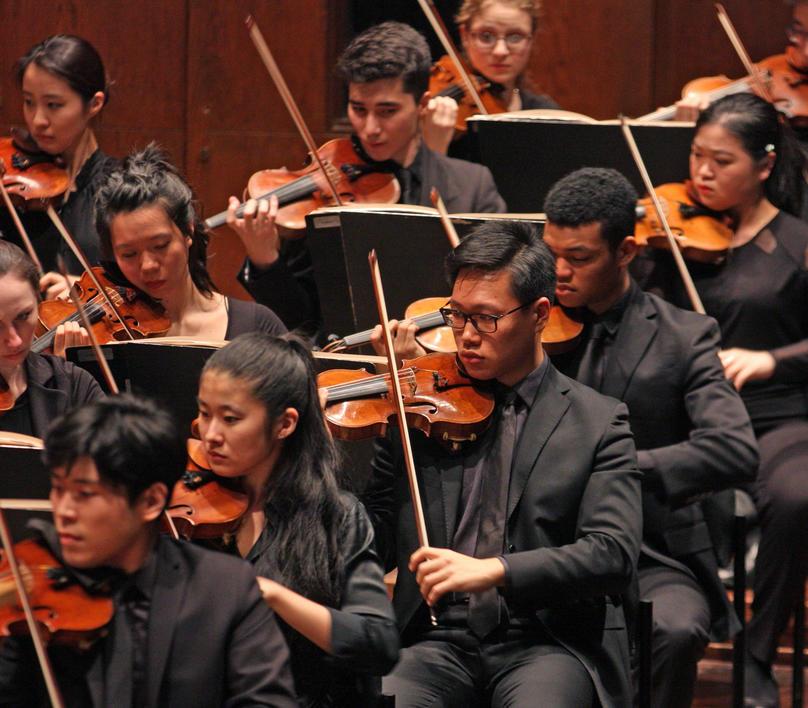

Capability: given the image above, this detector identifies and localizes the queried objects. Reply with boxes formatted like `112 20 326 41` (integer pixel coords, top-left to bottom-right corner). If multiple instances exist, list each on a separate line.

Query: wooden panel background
0 0 793 296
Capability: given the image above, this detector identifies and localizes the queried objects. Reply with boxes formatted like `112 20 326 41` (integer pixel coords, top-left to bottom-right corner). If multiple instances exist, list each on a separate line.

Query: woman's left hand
52 322 91 359
719 347 775 391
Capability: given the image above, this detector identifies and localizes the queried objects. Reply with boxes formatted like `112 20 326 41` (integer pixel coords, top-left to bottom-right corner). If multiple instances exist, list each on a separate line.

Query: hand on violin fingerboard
674 93 710 122
226 194 281 269
370 319 427 370
421 95 459 155
52 322 91 359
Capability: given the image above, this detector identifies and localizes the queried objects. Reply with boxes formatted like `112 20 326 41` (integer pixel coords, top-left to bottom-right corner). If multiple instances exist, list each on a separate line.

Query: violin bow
619 117 706 314
46 206 135 341
417 0 488 115
714 3 775 104
430 187 461 248
57 257 182 539
0 505 65 707
245 15 343 206
368 249 437 626
0 161 44 274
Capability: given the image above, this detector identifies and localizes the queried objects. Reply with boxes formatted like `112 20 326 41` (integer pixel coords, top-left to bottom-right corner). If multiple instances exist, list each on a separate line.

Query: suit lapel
24 355 68 438
418 146 461 209
601 287 658 401
146 539 187 707
414 443 460 548
507 367 570 521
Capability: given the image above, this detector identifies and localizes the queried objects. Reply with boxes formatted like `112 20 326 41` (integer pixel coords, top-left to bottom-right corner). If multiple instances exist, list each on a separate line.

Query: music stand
0 446 50 540
468 115 694 212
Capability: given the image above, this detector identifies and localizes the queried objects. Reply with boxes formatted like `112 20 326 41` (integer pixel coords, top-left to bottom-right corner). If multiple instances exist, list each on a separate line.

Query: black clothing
0 353 104 438
239 141 507 335
553 283 758 707
0 529 298 707
448 87 559 163
230 494 398 707
365 362 642 707
224 296 287 339
635 211 808 670
0 149 118 274
636 211 808 435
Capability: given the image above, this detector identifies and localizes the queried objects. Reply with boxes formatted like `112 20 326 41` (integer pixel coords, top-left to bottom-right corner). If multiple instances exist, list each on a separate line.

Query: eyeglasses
469 30 532 51
439 302 531 333
786 22 808 45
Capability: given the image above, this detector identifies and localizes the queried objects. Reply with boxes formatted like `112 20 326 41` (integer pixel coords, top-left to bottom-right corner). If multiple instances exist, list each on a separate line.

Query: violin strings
325 369 419 401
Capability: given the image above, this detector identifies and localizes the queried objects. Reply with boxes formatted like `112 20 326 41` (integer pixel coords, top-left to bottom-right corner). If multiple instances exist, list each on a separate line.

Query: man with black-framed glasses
363 219 642 707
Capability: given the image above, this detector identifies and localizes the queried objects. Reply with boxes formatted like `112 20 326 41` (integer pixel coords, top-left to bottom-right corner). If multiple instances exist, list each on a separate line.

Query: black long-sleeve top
636 210 808 435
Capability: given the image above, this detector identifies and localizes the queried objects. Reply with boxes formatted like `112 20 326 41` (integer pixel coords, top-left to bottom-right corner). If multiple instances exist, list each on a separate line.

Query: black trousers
747 421 808 665
383 627 595 708
638 560 711 708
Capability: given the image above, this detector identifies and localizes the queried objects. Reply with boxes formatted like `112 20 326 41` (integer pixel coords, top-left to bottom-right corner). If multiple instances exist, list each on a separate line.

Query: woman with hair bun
195 332 399 706
0 35 118 298
639 92 808 707
94 144 286 340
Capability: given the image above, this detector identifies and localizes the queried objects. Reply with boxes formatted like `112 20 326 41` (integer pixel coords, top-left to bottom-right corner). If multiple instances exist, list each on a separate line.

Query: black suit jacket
0 534 298 707
554 285 759 640
239 144 507 333
364 363 642 708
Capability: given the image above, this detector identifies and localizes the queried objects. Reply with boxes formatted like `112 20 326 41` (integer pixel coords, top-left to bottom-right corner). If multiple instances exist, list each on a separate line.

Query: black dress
636 210 808 666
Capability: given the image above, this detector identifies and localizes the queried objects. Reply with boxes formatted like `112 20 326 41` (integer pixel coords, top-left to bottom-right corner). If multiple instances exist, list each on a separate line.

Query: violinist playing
0 35 118 299
195 332 399 706
231 21 507 337
94 144 286 341
422 0 558 160
542 167 758 708
0 394 297 707
637 92 808 708
363 221 642 707
0 240 102 437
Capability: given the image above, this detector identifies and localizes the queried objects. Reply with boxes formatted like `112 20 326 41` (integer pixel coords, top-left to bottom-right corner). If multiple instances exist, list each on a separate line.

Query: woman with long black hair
195 332 399 706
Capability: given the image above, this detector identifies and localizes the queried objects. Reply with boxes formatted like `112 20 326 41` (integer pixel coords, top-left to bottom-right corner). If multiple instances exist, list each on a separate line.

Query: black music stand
0 445 50 540
305 207 545 341
469 117 694 212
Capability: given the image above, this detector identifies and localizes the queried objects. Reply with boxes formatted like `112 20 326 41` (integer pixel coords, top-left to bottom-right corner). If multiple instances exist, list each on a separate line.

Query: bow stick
368 250 437 625
430 187 461 248
620 117 706 314
714 3 775 104
245 15 342 207
57 258 181 539
0 505 64 707
417 0 488 115
0 161 44 274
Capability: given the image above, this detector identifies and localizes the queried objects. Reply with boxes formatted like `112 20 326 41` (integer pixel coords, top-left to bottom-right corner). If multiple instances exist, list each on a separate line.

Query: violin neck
335 310 445 350
639 74 760 122
203 173 319 230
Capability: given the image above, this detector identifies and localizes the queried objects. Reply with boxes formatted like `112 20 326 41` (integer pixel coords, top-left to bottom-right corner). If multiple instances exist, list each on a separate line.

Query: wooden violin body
0 136 69 212
635 182 732 263
205 138 401 233
429 55 509 135
165 439 249 540
0 538 113 647
318 351 494 450
33 268 171 354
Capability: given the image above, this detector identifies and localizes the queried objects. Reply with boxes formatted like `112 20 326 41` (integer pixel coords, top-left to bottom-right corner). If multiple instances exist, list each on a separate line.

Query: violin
635 182 732 263
429 55 510 135
317 351 494 451
164 438 249 541
204 137 401 234
324 296 583 356
0 538 113 647
32 267 171 355
0 134 69 212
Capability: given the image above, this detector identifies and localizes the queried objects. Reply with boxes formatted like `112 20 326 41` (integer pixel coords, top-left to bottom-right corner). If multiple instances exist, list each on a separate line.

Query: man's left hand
409 546 505 606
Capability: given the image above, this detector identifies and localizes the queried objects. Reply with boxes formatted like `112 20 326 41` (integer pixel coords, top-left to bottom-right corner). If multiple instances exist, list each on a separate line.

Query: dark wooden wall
0 0 791 296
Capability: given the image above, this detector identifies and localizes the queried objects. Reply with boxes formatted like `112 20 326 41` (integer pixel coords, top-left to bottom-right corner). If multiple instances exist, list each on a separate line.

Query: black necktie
467 391 517 639
578 322 609 391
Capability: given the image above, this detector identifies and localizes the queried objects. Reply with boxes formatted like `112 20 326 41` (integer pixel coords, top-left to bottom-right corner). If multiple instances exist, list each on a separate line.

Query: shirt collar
589 280 637 338
505 355 549 410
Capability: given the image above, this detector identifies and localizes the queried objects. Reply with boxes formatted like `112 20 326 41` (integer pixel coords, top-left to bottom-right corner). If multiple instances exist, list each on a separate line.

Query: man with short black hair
231 21 507 335
365 219 642 707
0 395 297 708
543 167 759 708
